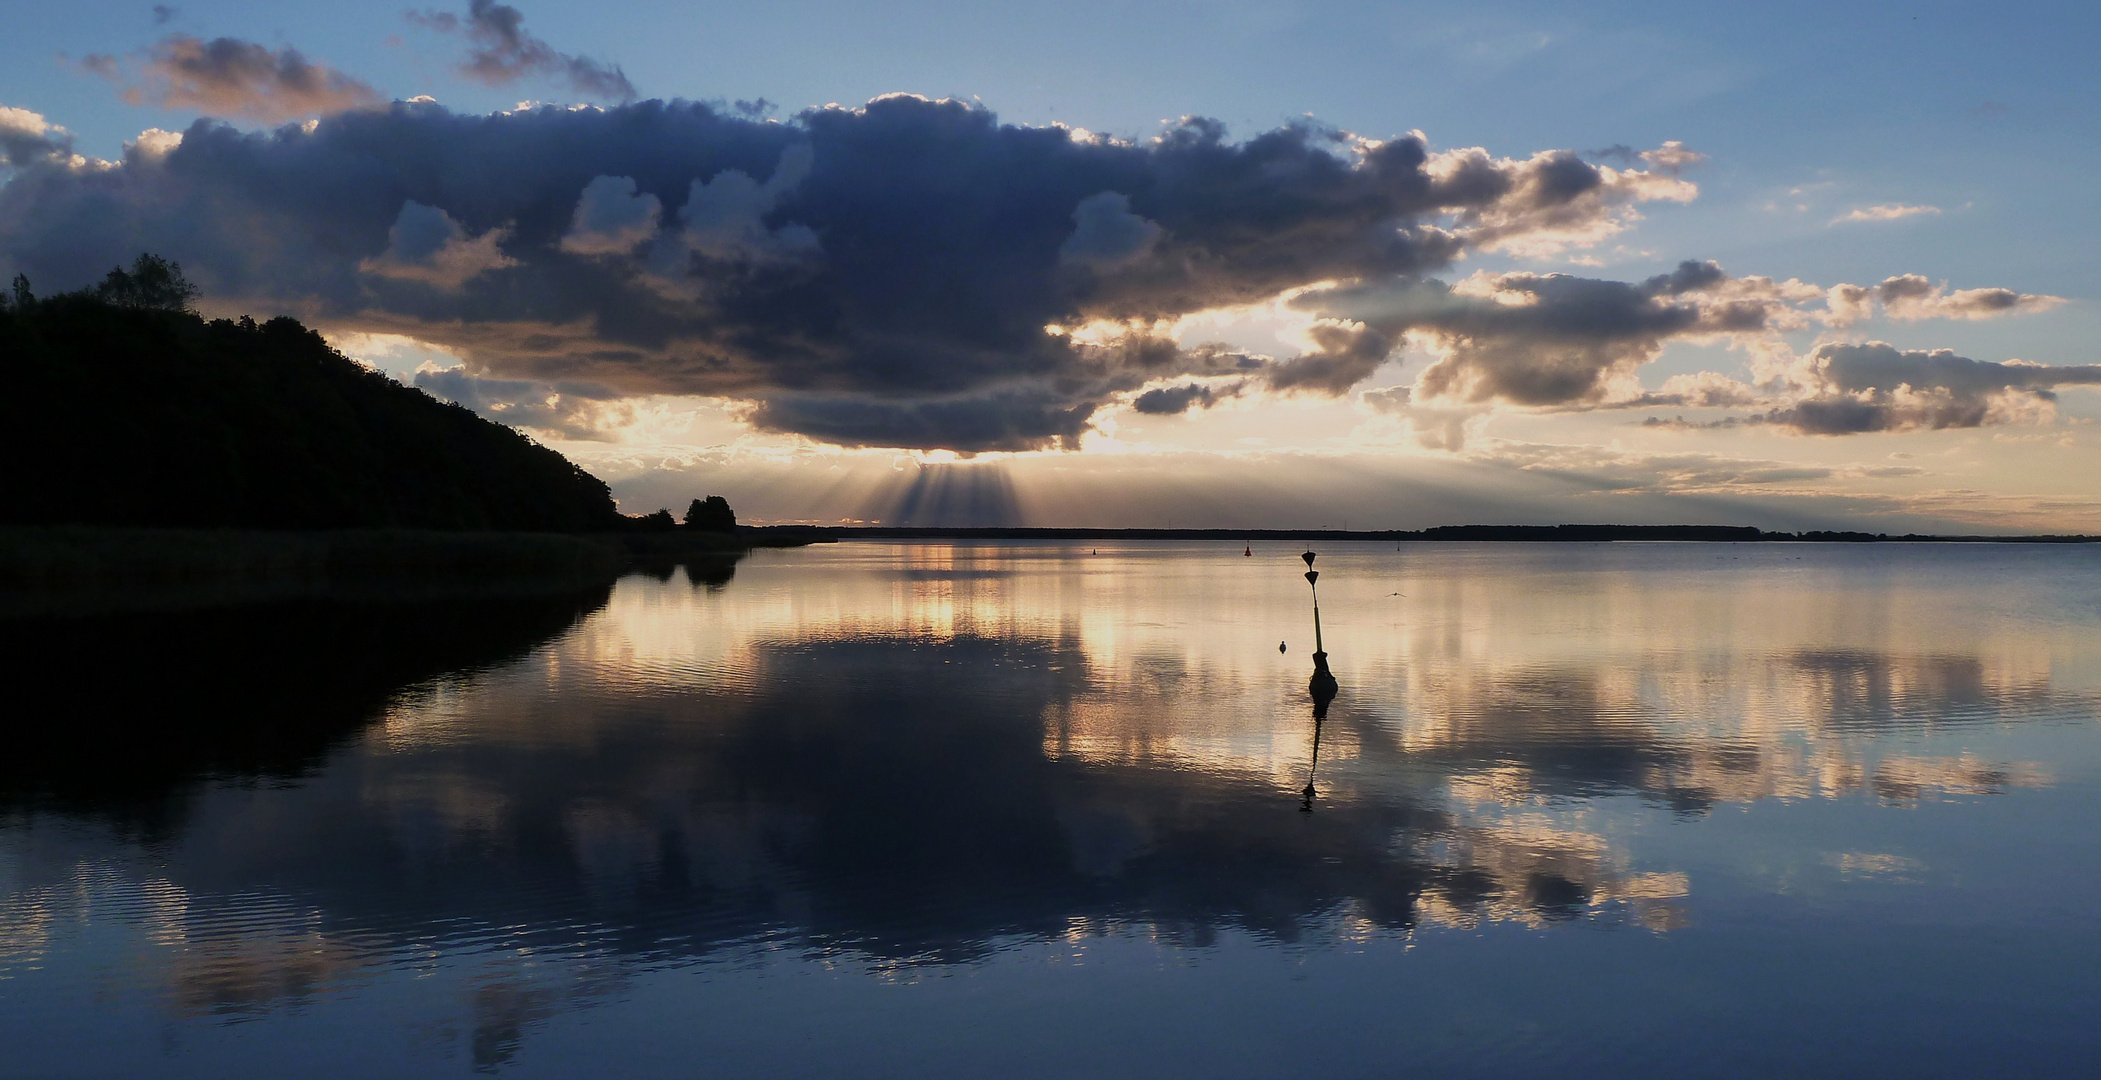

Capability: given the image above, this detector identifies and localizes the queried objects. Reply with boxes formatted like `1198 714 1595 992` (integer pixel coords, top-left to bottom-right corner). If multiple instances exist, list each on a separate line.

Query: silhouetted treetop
94 254 199 313
684 496 736 532
0 263 623 531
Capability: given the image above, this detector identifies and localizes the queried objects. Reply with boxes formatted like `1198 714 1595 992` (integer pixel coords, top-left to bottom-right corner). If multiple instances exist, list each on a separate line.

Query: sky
3 1 2098 530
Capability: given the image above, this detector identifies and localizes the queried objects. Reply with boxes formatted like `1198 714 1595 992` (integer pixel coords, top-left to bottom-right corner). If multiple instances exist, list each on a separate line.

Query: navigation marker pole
1301 550 1339 811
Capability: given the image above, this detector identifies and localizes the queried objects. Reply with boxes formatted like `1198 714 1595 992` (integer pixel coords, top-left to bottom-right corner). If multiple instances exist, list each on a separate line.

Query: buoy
1279 641 1287 653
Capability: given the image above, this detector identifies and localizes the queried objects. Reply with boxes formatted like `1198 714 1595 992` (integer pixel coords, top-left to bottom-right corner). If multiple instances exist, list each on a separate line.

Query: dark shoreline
9 521 2088 616
815 524 2099 543
0 525 831 617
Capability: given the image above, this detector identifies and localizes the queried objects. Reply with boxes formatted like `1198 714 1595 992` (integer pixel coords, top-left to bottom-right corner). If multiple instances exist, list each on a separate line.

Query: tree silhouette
0 255 624 531
683 495 737 531
94 254 198 312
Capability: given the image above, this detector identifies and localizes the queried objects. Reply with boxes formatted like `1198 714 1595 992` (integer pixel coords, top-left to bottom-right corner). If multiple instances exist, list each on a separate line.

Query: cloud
558 175 660 256
1428 145 1698 257
1585 141 1706 175
10 95 2059 452
1293 263 1775 409
1130 379 1242 415
0 96 1715 450
1626 371 1762 409
87 35 382 122
1359 384 1487 450
1759 342 2101 435
1266 318 1401 395
358 201 517 287
124 128 184 160
1059 191 1164 271
1833 203 1940 225
0 106 75 169
411 1 634 101
744 389 1097 453
1828 274 2065 324
1642 341 2101 438
413 367 631 440
1280 257 2064 421
675 142 819 264
1476 440 1869 495
1639 141 1705 174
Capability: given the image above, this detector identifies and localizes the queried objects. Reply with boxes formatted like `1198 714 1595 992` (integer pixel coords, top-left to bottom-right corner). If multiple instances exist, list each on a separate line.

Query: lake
4 541 2100 1078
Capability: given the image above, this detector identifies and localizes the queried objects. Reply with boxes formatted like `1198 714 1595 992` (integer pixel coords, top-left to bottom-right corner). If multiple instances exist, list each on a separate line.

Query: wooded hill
1 258 623 532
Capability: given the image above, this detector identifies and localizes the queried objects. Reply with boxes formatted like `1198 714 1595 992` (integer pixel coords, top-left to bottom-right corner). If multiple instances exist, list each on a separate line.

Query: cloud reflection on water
2 543 2096 1070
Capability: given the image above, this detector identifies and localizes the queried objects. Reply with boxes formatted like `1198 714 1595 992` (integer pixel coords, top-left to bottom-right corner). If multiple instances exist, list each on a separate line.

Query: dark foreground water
4 542 2100 1078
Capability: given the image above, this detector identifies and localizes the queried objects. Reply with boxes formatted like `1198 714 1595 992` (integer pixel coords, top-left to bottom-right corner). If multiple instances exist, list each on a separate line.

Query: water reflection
3 543 2099 1075
4 635 1678 1013
1370 654 2062 814
1300 549 1338 812
0 583 616 822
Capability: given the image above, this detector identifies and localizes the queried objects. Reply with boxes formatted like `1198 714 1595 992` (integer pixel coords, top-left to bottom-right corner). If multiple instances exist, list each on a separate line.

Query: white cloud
123 127 183 160
1832 203 1941 225
1640 140 1705 174
0 105 75 169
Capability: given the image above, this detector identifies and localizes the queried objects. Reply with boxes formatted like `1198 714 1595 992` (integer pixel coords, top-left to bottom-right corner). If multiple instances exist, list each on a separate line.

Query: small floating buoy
1279 641 1287 653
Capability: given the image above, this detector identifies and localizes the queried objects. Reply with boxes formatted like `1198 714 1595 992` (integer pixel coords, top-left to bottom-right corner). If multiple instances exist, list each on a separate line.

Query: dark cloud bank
0 83 2076 450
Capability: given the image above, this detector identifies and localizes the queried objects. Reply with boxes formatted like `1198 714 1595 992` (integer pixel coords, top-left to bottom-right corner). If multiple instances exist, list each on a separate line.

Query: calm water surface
4 542 2101 1077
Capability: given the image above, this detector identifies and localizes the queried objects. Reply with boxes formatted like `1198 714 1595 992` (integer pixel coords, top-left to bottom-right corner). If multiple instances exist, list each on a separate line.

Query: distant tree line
627 495 739 532
1 255 632 531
